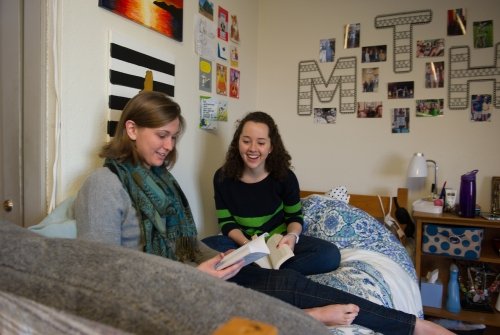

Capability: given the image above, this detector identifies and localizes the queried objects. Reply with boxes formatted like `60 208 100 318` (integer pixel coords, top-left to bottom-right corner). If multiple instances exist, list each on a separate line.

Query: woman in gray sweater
75 91 453 335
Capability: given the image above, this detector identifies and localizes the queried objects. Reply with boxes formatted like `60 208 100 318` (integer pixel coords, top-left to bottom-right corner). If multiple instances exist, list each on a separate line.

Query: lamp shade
407 152 428 178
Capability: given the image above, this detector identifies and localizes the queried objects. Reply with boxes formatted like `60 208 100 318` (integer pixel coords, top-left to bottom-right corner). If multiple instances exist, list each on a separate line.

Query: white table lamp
407 152 438 197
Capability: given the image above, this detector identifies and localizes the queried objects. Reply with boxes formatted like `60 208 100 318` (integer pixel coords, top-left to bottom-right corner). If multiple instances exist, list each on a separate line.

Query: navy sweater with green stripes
213 168 303 237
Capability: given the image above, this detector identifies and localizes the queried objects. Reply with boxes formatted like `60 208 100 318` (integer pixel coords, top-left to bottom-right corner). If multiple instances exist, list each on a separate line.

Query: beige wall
256 0 500 211
57 0 499 237
57 0 259 236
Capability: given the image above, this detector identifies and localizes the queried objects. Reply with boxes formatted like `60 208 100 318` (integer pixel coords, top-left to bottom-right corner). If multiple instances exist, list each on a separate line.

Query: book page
266 234 295 269
215 233 269 270
253 254 272 269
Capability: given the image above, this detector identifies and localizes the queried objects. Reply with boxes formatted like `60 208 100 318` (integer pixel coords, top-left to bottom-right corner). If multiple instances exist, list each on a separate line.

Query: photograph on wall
217 100 228 121
319 38 335 63
217 6 228 41
107 32 175 136
361 45 386 63
357 102 382 118
229 68 240 99
473 20 493 49
362 67 379 92
388 81 414 99
200 96 217 129
471 94 492 122
447 8 466 36
230 15 240 44
98 0 183 42
199 57 212 93
391 108 410 133
230 45 239 67
416 99 444 117
199 0 214 20
424 62 444 88
216 63 227 95
344 23 360 49
313 108 337 124
416 39 445 57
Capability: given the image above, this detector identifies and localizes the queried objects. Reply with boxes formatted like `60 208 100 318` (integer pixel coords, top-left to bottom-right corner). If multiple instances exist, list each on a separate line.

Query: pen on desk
439 181 447 199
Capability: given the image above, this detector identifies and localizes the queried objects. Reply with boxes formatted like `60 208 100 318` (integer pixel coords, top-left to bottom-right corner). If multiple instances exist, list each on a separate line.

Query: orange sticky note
212 317 278 335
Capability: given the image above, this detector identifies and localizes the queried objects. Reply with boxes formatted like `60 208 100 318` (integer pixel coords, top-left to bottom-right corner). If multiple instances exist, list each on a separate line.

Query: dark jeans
201 234 341 275
231 266 416 335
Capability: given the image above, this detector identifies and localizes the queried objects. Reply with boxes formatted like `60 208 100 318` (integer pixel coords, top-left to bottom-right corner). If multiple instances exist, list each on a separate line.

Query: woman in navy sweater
203 111 340 275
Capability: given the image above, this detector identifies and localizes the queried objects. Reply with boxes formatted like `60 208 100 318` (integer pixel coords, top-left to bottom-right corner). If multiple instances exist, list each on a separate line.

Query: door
1 0 46 226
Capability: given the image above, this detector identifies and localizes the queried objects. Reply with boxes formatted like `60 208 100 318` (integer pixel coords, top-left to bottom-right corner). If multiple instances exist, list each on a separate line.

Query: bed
300 187 422 335
23 187 421 334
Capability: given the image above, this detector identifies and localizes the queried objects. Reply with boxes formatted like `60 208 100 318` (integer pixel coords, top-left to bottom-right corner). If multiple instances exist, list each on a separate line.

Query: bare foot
414 319 456 335
305 304 360 326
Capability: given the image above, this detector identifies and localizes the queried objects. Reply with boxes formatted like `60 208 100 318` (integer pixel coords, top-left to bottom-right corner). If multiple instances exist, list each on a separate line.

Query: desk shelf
413 211 500 329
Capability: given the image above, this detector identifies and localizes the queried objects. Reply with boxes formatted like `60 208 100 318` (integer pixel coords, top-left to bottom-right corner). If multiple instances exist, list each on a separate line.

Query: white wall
57 1 500 238
58 0 259 236
256 0 500 210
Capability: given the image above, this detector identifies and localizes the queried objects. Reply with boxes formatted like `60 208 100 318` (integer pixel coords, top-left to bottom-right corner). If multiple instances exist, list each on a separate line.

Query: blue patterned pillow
302 195 416 281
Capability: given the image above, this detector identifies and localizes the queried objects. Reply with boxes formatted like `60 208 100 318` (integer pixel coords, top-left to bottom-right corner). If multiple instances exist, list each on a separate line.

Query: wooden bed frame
300 188 408 220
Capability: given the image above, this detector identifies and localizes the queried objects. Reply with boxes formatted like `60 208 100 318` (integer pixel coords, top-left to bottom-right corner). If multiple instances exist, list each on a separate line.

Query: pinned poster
216 100 228 121
194 14 216 60
217 6 228 41
199 57 212 93
216 63 228 96
230 45 239 67
218 42 228 60
200 96 218 129
229 68 240 99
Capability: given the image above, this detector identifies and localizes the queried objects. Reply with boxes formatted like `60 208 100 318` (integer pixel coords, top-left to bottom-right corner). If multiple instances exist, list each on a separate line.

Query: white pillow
28 197 77 239
325 185 350 203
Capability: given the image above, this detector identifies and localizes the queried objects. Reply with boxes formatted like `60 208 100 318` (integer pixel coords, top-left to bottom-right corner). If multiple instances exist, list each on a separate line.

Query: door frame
0 0 48 226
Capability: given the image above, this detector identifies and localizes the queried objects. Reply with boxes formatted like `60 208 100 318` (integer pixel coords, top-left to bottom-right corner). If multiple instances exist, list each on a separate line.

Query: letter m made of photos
297 57 357 115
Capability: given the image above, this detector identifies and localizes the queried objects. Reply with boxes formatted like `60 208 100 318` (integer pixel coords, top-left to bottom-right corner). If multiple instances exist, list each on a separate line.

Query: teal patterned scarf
105 158 199 262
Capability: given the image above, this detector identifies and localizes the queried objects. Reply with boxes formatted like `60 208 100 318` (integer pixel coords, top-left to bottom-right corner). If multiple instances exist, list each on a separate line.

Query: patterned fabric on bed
302 195 416 280
301 194 423 334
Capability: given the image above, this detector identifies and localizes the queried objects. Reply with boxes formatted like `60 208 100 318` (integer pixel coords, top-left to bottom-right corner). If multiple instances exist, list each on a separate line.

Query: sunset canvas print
99 0 183 42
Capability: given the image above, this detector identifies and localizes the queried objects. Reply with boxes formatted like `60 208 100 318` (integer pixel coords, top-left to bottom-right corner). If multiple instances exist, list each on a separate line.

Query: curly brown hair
100 91 185 169
221 111 291 180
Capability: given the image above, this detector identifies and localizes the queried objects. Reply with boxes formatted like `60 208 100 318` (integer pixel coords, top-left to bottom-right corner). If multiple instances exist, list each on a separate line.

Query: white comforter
302 195 423 334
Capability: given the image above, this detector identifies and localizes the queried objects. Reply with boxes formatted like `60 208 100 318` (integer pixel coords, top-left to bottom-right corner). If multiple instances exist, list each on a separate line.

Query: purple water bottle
459 170 478 217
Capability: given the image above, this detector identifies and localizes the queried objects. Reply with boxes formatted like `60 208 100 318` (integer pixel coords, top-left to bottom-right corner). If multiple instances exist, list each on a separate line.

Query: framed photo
416 99 444 117
361 45 386 63
98 0 183 42
417 39 445 57
388 81 414 99
425 62 444 88
473 20 493 49
362 67 379 92
391 108 410 133
344 23 360 49
471 94 492 122
447 8 466 36
492 177 500 215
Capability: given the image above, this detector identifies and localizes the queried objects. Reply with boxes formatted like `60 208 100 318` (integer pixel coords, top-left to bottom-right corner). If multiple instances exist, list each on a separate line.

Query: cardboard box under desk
420 279 443 308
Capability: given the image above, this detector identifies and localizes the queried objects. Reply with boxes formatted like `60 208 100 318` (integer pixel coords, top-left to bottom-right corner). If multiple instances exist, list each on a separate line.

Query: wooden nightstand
413 211 500 333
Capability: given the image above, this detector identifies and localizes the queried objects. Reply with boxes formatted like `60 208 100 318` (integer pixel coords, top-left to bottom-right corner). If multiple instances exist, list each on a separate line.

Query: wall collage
99 0 239 134
297 8 499 134
195 0 240 130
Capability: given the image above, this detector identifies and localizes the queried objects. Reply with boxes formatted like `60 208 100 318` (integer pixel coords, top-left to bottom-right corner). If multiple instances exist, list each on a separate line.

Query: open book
215 233 295 270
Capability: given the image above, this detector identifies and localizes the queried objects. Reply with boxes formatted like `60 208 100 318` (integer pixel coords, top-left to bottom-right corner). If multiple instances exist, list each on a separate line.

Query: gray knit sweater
74 167 217 264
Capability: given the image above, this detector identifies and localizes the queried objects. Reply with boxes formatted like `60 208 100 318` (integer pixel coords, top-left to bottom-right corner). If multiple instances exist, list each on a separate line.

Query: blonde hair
100 91 185 169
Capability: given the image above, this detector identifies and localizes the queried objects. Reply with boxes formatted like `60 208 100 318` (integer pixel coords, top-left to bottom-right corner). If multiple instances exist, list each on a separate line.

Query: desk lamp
407 152 438 198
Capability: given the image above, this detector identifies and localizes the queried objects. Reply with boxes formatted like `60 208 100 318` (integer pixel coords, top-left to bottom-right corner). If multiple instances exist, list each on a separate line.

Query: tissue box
420 279 443 308
422 224 483 259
